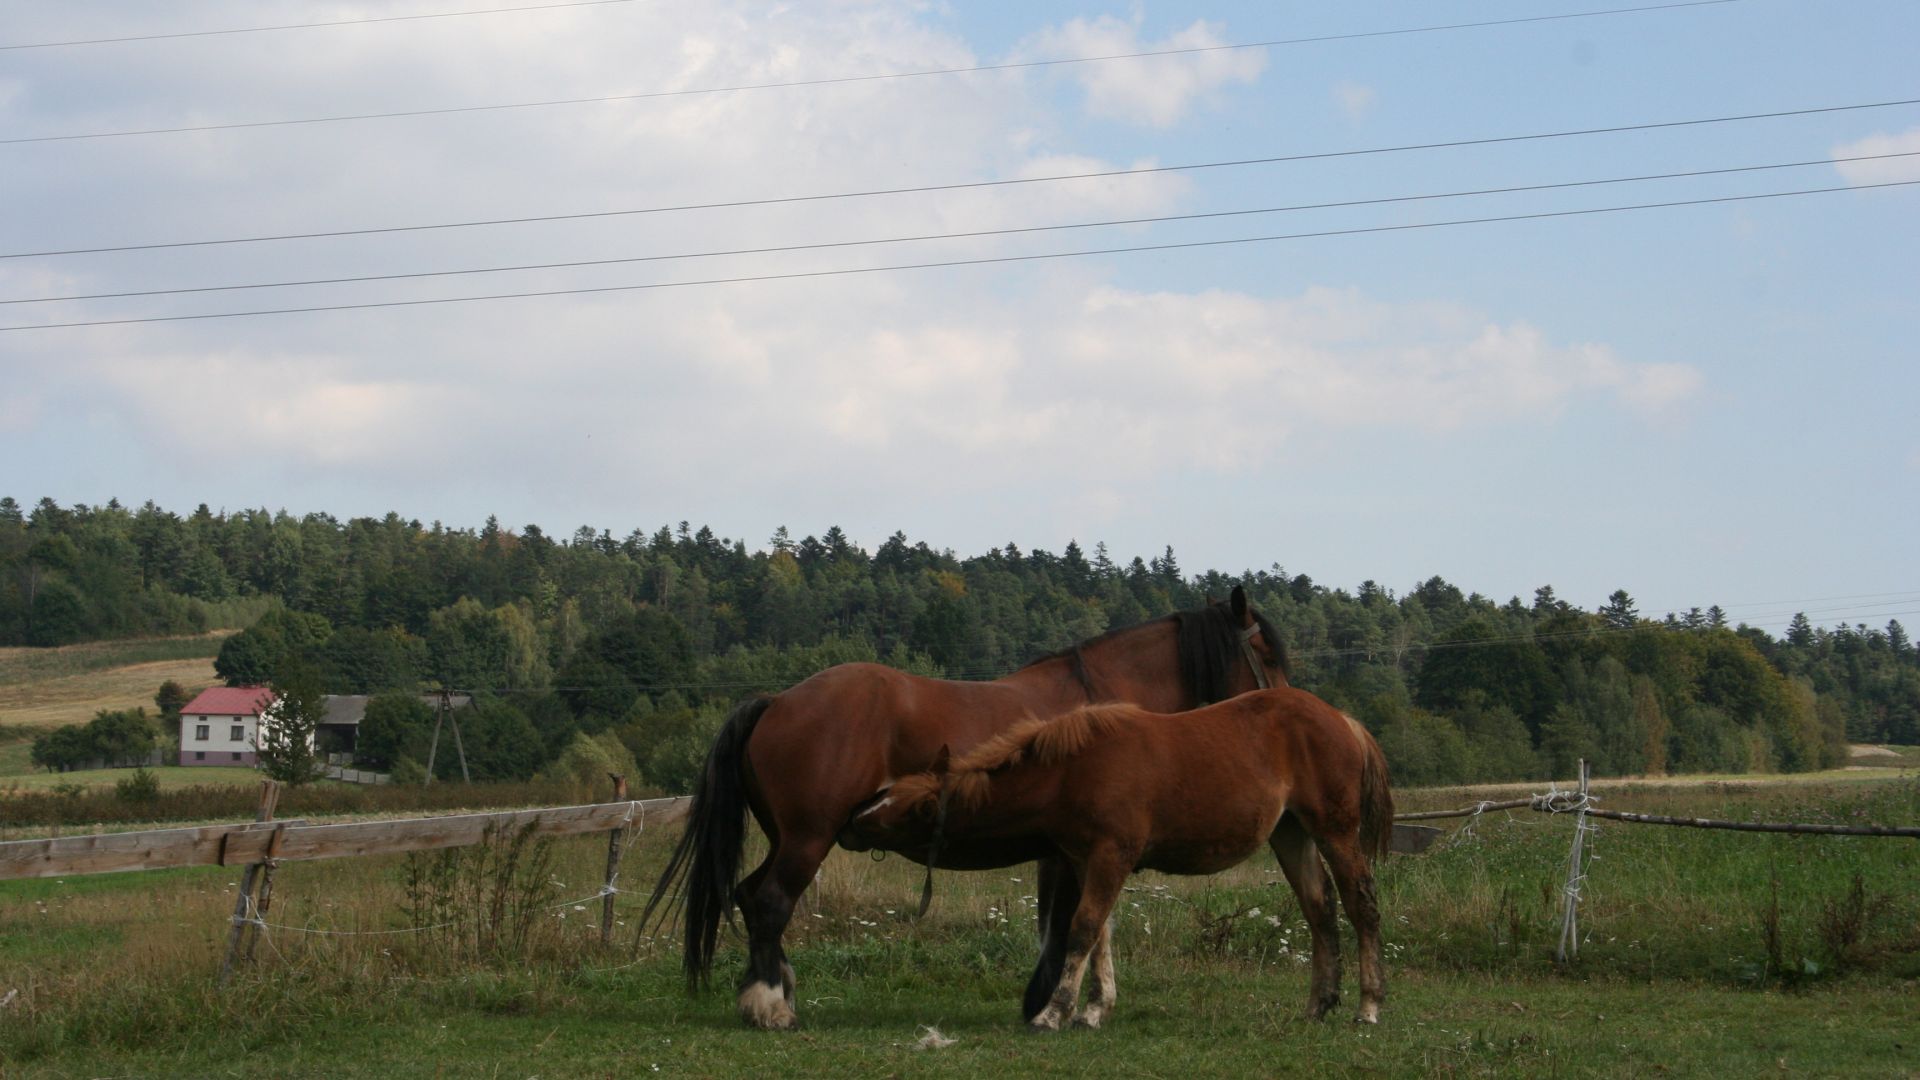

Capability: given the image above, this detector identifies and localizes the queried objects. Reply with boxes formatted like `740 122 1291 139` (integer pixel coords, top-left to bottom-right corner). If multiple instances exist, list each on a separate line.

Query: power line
4 179 1913 333
0 1 643 51
10 151 1914 308
3 0 1745 143
9 96 1916 261
437 605 1920 695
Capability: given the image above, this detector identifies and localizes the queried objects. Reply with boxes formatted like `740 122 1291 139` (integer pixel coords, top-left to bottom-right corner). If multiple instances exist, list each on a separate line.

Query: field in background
0 765 271 793
0 773 1914 1076
0 634 226 739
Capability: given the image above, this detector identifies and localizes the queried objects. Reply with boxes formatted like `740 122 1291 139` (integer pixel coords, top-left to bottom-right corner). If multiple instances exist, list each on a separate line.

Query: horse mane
1175 602 1289 705
891 704 1148 813
1016 597 1290 707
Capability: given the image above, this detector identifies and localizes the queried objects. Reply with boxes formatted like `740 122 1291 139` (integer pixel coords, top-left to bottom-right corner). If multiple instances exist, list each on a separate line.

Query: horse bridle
917 783 953 917
1240 623 1273 690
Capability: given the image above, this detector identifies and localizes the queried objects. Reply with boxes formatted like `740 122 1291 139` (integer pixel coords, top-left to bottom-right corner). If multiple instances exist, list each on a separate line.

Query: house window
231 725 245 742
195 724 209 741
194 751 205 761
232 753 242 762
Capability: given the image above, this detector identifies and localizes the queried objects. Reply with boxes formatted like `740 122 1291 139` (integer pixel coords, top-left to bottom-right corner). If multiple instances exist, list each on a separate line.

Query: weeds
398 823 564 969
1816 872 1893 974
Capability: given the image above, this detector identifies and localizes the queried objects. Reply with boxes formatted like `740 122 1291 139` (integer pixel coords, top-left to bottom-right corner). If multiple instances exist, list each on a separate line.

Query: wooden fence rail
0 795 690 882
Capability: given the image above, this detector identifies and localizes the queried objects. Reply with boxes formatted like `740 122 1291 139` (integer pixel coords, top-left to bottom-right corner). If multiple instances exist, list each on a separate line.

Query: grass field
0 773 1914 1077
0 765 272 793
0 634 225 738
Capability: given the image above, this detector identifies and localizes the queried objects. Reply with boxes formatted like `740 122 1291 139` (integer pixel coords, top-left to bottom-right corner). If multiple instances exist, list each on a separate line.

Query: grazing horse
644 587 1288 1029
838 686 1394 1029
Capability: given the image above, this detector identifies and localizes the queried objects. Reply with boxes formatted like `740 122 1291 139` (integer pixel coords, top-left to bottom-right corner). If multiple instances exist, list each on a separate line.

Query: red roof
181 687 277 717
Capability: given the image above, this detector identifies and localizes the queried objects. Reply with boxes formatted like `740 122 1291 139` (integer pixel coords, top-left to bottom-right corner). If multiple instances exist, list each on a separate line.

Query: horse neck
1074 617 1194 712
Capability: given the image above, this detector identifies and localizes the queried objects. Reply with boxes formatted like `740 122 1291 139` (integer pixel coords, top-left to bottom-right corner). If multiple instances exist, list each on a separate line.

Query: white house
177 686 277 767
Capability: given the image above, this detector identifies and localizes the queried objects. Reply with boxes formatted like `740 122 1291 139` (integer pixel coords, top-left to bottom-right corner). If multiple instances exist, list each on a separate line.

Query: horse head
836 745 950 853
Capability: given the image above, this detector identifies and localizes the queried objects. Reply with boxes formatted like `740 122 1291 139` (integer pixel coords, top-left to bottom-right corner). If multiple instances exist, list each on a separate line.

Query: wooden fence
1390 759 1918 962
0 778 688 981
0 792 688 882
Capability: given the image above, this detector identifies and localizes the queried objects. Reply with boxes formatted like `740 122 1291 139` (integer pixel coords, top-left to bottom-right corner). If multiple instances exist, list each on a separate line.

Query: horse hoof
1070 1011 1104 1030
738 982 798 1030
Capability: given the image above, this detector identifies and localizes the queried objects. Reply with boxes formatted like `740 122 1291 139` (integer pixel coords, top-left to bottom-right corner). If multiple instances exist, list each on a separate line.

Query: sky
2 0 1916 635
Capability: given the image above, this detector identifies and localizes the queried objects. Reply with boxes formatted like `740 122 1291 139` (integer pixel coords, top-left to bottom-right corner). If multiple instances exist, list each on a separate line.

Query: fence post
244 821 290 965
220 779 282 984
601 774 629 947
1555 759 1593 964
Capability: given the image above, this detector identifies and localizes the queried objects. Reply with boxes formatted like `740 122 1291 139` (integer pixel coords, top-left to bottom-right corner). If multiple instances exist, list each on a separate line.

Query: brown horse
644 587 1288 1029
838 686 1394 1029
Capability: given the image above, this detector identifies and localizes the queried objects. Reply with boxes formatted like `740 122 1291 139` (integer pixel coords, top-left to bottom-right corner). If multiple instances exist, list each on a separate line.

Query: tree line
3 496 1914 790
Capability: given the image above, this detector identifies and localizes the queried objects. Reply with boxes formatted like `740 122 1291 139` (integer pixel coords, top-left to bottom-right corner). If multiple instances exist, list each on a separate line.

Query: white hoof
738 981 797 1030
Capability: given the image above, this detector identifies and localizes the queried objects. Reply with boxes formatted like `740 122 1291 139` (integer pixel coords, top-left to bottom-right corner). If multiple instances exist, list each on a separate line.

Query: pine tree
258 664 327 784
1599 589 1639 630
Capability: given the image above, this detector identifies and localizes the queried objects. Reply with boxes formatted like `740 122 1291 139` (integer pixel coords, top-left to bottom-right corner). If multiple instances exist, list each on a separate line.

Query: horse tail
642 695 772 989
1349 714 1395 860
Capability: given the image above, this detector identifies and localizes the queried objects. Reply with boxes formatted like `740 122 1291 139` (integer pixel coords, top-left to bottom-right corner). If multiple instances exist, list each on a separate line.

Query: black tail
642 695 772 989
1022 855 1081 1021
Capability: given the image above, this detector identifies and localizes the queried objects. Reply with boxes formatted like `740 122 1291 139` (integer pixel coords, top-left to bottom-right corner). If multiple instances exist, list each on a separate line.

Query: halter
916 783 953 917
1240 624 1273 690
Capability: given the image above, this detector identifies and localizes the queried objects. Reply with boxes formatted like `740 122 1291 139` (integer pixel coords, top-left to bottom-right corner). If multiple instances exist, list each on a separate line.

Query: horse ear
1230 584 1252 627
932 744 952 775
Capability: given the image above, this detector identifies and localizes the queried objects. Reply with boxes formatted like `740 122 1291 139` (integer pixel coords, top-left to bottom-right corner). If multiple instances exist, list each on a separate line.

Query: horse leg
1317 835 1385 1024
735 835 829 1029
1071 915 1118 1029
1270 815 1342 1019
1029 847 1128 1033
1024 856 1079 1022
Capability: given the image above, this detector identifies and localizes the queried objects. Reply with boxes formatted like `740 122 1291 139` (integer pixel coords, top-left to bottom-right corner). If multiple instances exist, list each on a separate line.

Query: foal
838 687 1393 1029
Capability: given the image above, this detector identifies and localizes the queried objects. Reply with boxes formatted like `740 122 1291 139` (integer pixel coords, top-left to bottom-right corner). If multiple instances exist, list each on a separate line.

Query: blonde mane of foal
891 703 1147 813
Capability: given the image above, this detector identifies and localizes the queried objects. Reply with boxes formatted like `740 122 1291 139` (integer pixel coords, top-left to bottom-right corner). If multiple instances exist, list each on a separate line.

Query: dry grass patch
0 657 220 733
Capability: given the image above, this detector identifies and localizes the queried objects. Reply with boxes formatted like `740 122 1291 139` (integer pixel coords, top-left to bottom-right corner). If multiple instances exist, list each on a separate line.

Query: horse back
743 662 1076 836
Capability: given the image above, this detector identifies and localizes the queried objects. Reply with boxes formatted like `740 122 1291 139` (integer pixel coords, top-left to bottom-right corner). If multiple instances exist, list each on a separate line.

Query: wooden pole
1583 807 1920 838
1395 798 1535 821
424 692 445 784
1554 760 1592 964
219 779 281 985
243 823 289 964
449 692 471 784
601 774 628 947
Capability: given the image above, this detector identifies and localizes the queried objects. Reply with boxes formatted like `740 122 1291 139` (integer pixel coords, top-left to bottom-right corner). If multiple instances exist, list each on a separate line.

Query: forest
3 496 1915 790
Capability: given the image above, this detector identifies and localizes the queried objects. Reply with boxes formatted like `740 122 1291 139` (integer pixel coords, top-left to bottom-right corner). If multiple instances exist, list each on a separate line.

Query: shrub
113 767 161 804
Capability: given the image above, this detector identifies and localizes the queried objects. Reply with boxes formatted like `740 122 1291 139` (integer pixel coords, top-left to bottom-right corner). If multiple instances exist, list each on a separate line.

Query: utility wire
4 179 1914 333
10 151 1915 307
433 605 1920 695
8 96 1916 261
0 1 643 51
3 0 1744 141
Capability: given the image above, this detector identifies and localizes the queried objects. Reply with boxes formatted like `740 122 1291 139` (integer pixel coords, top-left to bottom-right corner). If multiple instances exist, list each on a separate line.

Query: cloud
1333 81 1376 121
1831 127 1920 186
90 350 433 468
1013 16 1265 128
0 2 1694 549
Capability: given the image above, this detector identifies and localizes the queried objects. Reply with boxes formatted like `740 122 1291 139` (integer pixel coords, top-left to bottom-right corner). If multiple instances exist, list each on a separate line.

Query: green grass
0 765 270 792
0 777 1915 1076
